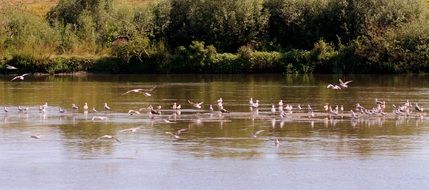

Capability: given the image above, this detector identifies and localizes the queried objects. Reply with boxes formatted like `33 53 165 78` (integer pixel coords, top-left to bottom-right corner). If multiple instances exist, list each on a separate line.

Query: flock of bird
2 68 427 145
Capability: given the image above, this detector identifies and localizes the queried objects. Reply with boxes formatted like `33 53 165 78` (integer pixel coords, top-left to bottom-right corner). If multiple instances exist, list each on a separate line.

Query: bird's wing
327 84 333 88
339 79 344 84
22 73 30 77
188 100 194 105
177 128 188 135
198 101 204 105
344 80 352 85
148 86 157 92
165 132 175 136
6 64 17 69
254 130 265 135
10 76 19 81
119 128 131 132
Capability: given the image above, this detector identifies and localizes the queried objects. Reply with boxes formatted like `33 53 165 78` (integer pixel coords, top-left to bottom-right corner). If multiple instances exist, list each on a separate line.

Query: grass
0 0 152 17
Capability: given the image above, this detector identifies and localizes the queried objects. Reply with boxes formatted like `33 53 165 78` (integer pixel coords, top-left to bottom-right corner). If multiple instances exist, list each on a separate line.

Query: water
1 74 429 189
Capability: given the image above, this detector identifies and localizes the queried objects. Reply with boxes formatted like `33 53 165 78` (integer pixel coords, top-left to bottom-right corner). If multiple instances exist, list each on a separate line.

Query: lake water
1 74 429 189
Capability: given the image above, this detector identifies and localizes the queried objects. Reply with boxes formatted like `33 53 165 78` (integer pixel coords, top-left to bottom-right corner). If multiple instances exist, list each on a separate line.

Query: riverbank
1 0 429 74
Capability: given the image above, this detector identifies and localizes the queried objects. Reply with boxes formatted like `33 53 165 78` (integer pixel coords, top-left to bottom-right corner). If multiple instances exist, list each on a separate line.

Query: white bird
59 108 66 113
274 138 280 146
271 104 276 114
252 130 265 138
351 110 358 119
163 119 175 123
30 135 42 139
250 100 259 109
188 100 203 109
4 107 9 113
95 135 120 142
209 105 214 112
339 79 352 88
5 64 17 70
119 127 140 133
91 116 108 120
415 103 424 112
11 73 30 81
165 128 188 139
72 104 78 111
327 84 341 90
128 110 141 115
143 86 157 97
104 103 111 111
18 106 28 113
219 105 229 113
122 88 145 95
172 102 177 110
83 103 88 111
92 107 98 113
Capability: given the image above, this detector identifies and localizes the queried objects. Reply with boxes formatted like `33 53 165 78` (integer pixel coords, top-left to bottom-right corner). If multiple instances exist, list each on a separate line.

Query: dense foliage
1 0 429 73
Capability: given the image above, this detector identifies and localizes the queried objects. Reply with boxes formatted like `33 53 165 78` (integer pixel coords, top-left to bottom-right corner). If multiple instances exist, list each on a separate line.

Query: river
0 74 428 189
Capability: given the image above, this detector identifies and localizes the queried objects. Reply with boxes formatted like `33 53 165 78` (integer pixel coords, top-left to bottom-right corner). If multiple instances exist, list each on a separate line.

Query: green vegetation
1 0 429 74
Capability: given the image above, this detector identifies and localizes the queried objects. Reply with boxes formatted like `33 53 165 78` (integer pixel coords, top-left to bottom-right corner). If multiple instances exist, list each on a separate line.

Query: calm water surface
1 74 429 189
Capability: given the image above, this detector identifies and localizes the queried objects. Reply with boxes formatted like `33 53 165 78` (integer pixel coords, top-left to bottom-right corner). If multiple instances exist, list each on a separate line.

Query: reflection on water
1 74 429 189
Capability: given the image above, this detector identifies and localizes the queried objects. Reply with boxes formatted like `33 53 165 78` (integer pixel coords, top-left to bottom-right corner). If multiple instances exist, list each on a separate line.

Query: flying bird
5 64 18 70
11 73 30 81
339 79 352 88
252 130 265 138
95 135 121 142
327 84 341 90
165 128 188 139
119 127 140 133
188 100 204 109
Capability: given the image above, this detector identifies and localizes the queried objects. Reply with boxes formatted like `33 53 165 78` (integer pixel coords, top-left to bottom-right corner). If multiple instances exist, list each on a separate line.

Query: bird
83 103 88 111
104 103 111 111
30 135 42 139
91 116 108 120
18 106 28 113
59 108 66 113
415 103 424 112
122 89 145 95
165 128 188 139
92 107 98 113
249 98 254 107
209 105 214 112
149 107 161 115
219 105 229 113
250 100 259 109
142 86 157 97
119 127 140 133
172 102 178 110
274 138 280 146
163 119 175 123
72 104 79 112
351 110 358 119
327 84 341 90
324 104 329 112
95 135 121 142
271 104 276 114
4 107 9 113
188 100 204 109
252 130 265 138
339 79 352 88
11 73 30 81
128 110 141 115
5 64 17 70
